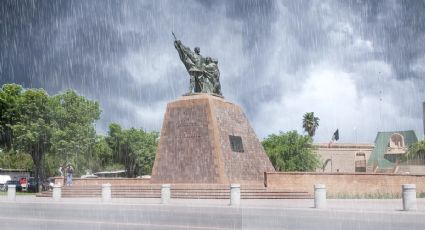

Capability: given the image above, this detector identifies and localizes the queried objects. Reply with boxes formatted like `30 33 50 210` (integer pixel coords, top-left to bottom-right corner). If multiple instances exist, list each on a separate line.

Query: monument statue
173 33 222 96
151 34 275 184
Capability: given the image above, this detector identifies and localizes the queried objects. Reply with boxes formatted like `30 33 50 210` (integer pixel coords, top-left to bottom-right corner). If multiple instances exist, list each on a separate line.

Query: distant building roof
93 170 126 178
0 168 31 173
313 143 374 150
368 130 418 168
94 170 125 174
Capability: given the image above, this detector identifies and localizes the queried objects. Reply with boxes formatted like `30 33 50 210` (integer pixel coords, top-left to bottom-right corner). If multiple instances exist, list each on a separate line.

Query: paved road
0 200 424 230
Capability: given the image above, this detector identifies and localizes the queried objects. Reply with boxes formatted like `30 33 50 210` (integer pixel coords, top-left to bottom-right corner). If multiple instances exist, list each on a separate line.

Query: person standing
58 165 64 177
59 165 66 186
66 164 74 186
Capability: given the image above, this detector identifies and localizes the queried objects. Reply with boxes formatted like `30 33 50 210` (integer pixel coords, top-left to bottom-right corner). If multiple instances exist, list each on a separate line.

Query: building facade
314 143 374 173
314 130 422 174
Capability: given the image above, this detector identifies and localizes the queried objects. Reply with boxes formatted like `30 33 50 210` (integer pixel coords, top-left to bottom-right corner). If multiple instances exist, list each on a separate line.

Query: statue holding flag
173 32 222 96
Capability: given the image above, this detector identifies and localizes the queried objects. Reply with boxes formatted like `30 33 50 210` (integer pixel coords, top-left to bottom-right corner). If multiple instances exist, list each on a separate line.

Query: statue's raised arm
174 40 202 70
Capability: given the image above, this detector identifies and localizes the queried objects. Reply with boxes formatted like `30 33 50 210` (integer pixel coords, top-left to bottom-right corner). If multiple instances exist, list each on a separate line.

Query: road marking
0 216 233 230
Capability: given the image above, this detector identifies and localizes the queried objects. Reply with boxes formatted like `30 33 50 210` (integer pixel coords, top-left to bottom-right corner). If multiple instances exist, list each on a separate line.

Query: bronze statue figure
173 32 222 96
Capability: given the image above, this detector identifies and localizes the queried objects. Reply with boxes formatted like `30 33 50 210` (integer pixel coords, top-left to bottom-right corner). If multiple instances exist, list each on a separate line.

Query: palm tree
302 112 320 137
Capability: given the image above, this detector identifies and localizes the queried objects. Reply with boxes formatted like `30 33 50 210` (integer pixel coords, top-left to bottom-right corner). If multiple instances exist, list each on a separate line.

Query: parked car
3 180 22 192
0 175 12 192
19 177 28 192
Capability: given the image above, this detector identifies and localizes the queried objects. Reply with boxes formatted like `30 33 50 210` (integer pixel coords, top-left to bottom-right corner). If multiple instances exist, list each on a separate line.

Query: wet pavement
0 196 424 229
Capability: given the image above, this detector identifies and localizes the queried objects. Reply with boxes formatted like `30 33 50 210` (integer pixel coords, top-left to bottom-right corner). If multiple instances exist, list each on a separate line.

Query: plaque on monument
229 135 244 153
150 35 275 184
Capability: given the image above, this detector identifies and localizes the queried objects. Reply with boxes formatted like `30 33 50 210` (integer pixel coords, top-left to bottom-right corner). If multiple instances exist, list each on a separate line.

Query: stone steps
37 185 312 199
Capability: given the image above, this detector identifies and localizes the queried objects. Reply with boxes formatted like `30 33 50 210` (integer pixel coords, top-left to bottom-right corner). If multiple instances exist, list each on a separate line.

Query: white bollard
102 183 111 202
7 184 16 201
161 184 171 204
52 184 62 201
314 184 326 209
230 184 241 206
402 184 417 211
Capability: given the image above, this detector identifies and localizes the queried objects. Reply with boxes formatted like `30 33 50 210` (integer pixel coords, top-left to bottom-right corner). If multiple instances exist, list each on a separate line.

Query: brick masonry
265 172 425 196
53 177 151 186
150 94 275 184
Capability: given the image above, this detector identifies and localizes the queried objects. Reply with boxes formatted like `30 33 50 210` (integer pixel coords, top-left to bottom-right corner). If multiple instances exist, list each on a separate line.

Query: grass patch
329 193 401 199
330 192 425 199
0 191 36 196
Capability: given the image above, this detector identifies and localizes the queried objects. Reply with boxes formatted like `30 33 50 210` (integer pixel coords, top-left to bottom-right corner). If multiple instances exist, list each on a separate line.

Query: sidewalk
1 195 424 213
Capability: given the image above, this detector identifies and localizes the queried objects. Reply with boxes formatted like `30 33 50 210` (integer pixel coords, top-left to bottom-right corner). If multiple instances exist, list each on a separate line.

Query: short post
230 184 241 206
102 183 111 202
52 184 62 201
161 184 171 204
7 184 16 201
314 184 326 209
402 184 417 211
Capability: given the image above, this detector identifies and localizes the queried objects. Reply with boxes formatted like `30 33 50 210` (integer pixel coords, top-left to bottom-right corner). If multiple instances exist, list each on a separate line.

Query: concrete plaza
0 196 424 229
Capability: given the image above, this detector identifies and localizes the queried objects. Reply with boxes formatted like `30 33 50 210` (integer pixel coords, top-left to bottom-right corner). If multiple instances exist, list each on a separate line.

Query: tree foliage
262 131 320 171
106 123 158 177
0 84 24 150
12 87 53 189
0 150 34 171
0 84 103 189
93 135 114 169
0 83 161 182
403 138 425 162
302 112 320 137
49 90 100 175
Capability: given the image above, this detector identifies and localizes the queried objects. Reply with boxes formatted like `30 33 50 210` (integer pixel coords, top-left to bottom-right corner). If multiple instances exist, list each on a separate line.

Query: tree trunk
31 149 43 193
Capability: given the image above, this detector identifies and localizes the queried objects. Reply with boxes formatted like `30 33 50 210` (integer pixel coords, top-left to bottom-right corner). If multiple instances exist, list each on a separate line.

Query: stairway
37 184 312 199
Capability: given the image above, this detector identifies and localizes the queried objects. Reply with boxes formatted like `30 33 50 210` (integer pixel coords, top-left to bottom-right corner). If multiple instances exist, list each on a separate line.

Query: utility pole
423 102 425 139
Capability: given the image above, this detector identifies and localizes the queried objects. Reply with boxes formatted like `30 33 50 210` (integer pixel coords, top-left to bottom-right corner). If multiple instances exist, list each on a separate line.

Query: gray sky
1 0 424 143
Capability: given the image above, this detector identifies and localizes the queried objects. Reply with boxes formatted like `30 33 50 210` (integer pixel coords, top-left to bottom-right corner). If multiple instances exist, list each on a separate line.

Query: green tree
1 84 102 185
0 84 24 150
49 90 101 175
262 131 320 171
0 150 34 171
106 123 123 162
12 88 52 191
403 138 425 162
1 83 160 180
302 112 320 137
106 123 158 177
93 135 114 169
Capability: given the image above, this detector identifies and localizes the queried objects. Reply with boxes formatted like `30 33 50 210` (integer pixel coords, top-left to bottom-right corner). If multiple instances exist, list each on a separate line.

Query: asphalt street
0 199 424 230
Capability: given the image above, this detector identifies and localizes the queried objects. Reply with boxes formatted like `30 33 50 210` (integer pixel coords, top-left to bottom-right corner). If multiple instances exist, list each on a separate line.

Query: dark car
4 180 22 192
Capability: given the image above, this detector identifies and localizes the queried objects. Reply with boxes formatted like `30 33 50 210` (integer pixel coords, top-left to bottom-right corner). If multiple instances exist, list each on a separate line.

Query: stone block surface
151 94 275 184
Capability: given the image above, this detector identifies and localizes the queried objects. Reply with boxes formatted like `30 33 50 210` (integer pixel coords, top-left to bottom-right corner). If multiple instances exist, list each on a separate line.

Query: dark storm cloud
1 0 424 141
346 0 425 80
0 0 70 86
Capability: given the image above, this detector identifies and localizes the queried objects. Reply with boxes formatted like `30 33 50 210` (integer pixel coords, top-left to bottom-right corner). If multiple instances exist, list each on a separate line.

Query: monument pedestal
151 94 275 184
